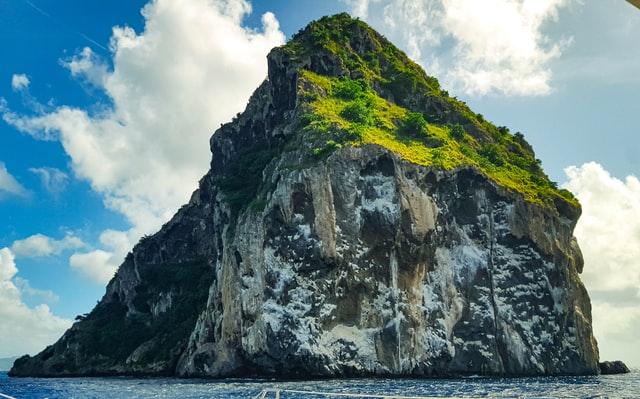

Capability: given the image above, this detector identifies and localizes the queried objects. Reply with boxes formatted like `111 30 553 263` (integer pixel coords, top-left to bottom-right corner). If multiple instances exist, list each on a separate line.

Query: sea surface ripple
1 371 639 398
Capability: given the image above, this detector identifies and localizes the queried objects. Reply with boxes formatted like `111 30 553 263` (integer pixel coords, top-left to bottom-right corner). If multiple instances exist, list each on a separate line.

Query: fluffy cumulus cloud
11 234 85 258
346 0 573 96
564 162 640 367
0 161 28 198
13 277 60 304
29 167 69 197
0 247 71 357
62 47 109 88
11 73 30 91
2 0 284 283
70 250 118 285
69 228 135 284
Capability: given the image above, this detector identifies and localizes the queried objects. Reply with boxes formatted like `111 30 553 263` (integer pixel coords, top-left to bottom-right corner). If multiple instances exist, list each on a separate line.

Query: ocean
1 371 638 398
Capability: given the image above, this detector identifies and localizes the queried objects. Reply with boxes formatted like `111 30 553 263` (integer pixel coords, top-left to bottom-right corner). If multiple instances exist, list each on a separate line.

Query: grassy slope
287 14 578 210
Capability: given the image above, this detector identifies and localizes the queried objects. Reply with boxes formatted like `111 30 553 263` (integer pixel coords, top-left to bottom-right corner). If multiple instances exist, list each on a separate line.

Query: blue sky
0 1 139 318
0 0 639 365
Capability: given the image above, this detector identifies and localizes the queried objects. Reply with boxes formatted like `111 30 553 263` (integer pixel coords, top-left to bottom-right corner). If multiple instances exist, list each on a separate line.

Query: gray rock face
10 14 599 378
599 361 630 374
174 146 598 377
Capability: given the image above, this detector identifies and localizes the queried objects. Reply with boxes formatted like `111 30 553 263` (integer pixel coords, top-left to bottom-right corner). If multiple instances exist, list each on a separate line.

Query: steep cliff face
10 13 599 378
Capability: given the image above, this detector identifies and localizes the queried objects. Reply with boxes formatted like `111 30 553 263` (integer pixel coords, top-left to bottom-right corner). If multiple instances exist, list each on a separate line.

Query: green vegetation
449 124 466 140
340 98 374 124
216 148 278 213
219 12 577 212
76 301 146 363
313 139 342 157
479 144 505 167
333 78 368 100
77 259 212 367
285 13 441 96
399 112 429 137
298 70 576 209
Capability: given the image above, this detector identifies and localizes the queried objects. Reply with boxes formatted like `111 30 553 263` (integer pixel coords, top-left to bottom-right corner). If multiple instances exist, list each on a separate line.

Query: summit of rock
269 13 577 213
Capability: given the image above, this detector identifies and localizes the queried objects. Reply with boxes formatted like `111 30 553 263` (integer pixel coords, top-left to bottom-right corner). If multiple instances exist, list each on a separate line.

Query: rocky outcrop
10 13 599 378
599 361 630 375
173 146 598 377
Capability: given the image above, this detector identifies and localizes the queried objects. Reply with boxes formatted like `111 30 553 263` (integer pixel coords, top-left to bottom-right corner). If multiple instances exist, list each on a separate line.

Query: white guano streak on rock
390 249 402 373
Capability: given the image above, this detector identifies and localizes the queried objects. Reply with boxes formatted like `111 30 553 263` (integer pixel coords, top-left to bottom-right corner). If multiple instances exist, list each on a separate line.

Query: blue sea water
1 371 639 398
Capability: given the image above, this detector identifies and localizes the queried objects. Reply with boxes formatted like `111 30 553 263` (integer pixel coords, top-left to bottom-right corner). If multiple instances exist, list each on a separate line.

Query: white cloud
13 277 59 304
564 162 640 293
61 47 109 88
0 247 71 357
0 161 28 198
11 234 85 258
347 0 574 96
28 167 69 196
344 0 377 19
0 248 18 282
564 162 640 367
70 250 118 284
1 0 284 282
11 74 30 91
68 228 134 284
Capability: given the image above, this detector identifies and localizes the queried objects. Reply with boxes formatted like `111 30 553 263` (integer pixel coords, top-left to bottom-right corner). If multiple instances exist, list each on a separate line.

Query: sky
0 0 638 367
